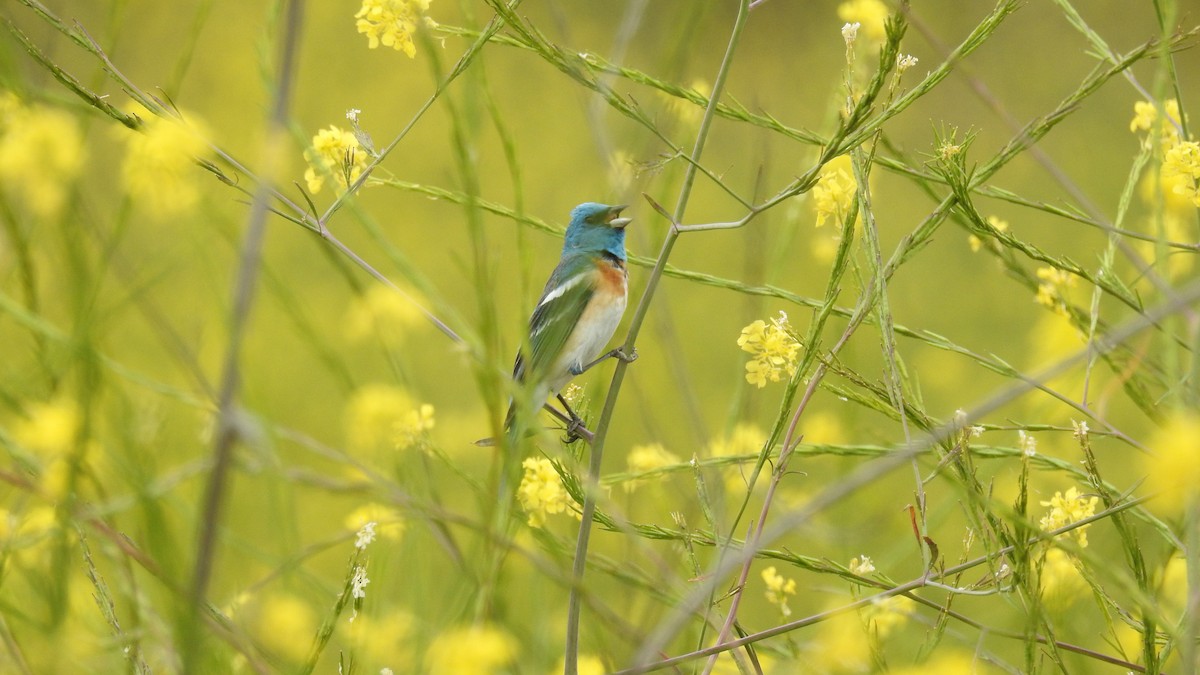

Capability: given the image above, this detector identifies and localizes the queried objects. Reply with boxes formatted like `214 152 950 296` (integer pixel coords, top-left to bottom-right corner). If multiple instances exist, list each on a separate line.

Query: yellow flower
889 651 980 675
253 594 317 663
660 79 711 128
1040 547 1085 610
0 94 85 218
761 566 797 617
355 0 436 57
344 503 406 541
344 285 426 343
1038 486 1098 547
968 215 1009 253
1034 266 1077 316
848 555 875 576
862 594 915 637
738 311 800 388
1158 556 1186 624
623 443 681 492
344 384 413 453
1141 411 1200 516
806 605 870 672
303 125 368 194
425 624 518 674
1162 140 1200 207
343 611 415 669
120 111 209 217
709 424 767 459
1130 99 1183 148
517 457 577 527
812 155 857 228
13 399 80 456
838 0 890 43
395 403 435 451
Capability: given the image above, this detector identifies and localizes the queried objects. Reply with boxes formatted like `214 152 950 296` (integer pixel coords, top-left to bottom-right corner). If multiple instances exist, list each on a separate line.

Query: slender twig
185 2 303 671
562 3 751 672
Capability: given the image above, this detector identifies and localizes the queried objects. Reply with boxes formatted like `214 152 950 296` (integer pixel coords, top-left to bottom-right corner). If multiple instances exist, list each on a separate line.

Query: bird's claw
615 347 638 364
562 416 585 444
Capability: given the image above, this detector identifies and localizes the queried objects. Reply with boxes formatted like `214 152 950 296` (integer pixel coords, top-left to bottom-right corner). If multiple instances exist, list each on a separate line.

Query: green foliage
0 0 1198 673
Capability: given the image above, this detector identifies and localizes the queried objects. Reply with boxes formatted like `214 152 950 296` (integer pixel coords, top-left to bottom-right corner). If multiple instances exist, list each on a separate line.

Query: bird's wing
513 258 596 384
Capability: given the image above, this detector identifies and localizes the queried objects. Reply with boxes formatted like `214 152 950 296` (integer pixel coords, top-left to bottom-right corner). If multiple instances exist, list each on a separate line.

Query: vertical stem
184 1 303 671
562 2 750 672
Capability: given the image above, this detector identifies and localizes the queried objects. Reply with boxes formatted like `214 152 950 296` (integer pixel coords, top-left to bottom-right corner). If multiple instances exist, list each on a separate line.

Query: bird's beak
607 204 632 229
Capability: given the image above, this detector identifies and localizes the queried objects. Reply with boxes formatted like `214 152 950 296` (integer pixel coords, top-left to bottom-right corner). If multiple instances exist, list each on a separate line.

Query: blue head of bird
562 202 631 260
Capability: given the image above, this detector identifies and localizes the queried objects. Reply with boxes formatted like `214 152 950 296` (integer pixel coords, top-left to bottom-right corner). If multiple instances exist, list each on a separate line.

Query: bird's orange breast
594 257 627 297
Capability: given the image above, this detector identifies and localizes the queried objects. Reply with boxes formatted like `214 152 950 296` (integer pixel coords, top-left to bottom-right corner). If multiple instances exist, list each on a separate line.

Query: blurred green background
1 0 1196 672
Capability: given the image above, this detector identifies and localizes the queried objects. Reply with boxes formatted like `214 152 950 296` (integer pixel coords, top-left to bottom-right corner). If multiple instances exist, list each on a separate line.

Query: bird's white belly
548 291 626 394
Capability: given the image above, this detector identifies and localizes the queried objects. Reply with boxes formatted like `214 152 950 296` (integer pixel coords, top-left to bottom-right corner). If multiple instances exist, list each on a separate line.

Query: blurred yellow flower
1158 556 1186 624
253 593 316 663
1034 266 1076 316
1038 486 1098 546
761 565 797 617
517 457 577 527
120 111 209 217
812 155 857 228
395 403 435 450
303 125 367 194
837 0 889 43
13 398 80 456
425 624 518 674
355 0 435 57
344 285 425 343
738 311 800 388
1130 99 1183 148
806 606 870 672
1040 547 1085 610
889 651 979 674
0 93 85 218
968 215 1009 253
1162 140 1200 207
624 443 680 492
862 594 915 637
708 423 767 459
848 555 875 575
343 611 415 669
344 384 413 453
660 79 710 128
1141 411 1200 516
345 502 406 541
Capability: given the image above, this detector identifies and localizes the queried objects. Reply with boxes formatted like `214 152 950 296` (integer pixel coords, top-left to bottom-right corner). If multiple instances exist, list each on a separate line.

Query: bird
504 202 635 441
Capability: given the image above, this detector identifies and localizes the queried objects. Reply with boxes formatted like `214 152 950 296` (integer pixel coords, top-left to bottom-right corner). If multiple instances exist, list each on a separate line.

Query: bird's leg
556 393 586 443
573 346 639 376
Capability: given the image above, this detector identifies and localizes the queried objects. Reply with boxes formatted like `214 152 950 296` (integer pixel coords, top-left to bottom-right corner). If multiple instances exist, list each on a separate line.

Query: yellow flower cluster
13 398 80 455
355 0 436 57
343 384 434 454
120 111 209 217
812 154 857 228
1162 140 1200 207
1129 99 1183 147
425 624 518 674
1141 411 1200 516
1040 547 1086 610
517 457 576 527
761 566 797 617
304 125 368 194
968 215 1009 253
395 403 435 450
342 611 414 670
1038 486 1098 547
344 285 426 343
344 502 406 541
623 443 680 492
0 93 86 218
737 311 800 388
253 594 316 663
1034 266 1076 316
862 595 916 637
837 0 889 43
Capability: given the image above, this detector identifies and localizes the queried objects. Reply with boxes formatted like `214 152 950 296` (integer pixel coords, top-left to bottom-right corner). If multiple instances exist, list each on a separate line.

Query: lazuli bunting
508 202 634 438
